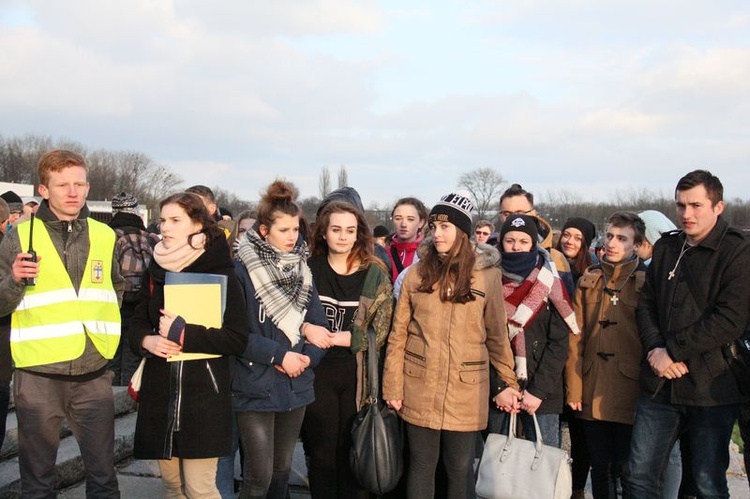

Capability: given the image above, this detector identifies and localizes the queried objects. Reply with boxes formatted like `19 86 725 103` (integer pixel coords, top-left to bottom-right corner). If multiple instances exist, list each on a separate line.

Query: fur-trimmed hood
415 236 500 270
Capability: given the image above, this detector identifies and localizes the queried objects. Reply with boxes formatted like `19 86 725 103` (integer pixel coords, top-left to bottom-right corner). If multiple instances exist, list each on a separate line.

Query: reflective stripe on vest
11 218 121 368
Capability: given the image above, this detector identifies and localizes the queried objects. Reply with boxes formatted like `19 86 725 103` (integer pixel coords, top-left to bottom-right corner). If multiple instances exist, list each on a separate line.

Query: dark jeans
300 355 367 499
624 395 738 499
107 303 142 386
14 369 119 498
583 419 632 499
405 423 476 499
236 407 305 499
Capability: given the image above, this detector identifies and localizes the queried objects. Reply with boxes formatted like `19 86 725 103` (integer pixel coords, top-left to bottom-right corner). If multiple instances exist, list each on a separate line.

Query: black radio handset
23 213 37 286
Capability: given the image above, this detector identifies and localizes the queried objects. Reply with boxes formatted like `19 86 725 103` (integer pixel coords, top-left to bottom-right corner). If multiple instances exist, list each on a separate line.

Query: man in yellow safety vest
0 150 124 498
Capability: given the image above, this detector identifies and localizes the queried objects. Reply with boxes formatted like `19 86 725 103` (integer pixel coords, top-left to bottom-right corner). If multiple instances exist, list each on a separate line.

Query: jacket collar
687 216 728 252
35 199 90 223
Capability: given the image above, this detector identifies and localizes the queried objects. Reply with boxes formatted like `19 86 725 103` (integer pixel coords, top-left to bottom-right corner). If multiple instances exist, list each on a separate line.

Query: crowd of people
0 150 748 499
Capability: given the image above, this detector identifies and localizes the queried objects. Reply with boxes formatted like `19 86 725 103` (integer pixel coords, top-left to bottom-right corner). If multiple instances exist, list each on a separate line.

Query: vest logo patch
92 260 104 283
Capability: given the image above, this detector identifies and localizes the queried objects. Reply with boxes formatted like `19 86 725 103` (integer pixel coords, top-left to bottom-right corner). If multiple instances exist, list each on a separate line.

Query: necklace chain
668 239 692 281
603 262 638 306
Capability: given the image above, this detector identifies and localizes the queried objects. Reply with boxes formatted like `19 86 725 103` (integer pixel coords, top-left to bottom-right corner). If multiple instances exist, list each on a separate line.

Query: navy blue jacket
231 260 328 412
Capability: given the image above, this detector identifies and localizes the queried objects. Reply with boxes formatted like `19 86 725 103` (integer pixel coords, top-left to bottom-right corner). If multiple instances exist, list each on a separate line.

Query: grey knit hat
111 192 139 216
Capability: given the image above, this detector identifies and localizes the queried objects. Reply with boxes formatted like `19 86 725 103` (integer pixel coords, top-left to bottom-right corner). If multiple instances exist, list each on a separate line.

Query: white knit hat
638 210 677 244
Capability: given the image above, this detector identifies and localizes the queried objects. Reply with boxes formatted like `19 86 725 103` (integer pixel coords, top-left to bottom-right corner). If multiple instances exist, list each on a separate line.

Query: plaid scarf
502 249 579 381
237 229 312 346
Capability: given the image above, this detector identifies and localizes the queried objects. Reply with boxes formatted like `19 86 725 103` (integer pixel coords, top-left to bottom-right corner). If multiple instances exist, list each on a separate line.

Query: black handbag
722 328 750 396
350 326 403 495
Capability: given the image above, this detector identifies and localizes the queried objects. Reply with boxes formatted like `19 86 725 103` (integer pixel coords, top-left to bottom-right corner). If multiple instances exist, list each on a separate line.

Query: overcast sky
1 0 749 208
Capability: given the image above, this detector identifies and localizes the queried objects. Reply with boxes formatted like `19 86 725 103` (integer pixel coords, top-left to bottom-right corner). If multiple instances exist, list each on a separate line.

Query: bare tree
319 167 331 199
337 164 348 188
213 186 256 218
457 168 506 220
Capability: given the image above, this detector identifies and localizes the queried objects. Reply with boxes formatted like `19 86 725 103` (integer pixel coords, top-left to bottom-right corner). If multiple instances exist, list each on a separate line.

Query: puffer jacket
566 257 645 425
231 260 328 413
0 200 125 377
636 217 750 406
382 243 518 432
129 236 248 459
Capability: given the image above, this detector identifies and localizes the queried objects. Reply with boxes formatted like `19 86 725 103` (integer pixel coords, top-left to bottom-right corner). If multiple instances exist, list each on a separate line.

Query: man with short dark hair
625 170 750 497
499 184 574 294
567 211 647 498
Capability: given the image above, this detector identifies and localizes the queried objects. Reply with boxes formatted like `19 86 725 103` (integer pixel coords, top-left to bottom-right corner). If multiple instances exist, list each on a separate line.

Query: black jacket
636 217 750 406
130 236 248 459
490 302 570 415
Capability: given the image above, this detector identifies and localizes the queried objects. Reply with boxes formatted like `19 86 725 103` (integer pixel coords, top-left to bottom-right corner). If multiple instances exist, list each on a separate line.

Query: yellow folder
164 283 222 362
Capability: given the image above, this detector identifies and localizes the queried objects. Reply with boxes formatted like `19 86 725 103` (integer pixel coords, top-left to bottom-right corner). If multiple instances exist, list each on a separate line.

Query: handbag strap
504 412 545 459
365 325 380 403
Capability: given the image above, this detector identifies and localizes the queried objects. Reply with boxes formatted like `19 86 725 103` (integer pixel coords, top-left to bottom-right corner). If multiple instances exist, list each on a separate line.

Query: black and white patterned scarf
236 228 312 346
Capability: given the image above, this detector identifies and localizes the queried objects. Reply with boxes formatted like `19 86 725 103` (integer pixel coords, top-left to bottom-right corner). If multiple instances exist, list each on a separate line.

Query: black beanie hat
429 191 475 237
0 191 23 212
500 214 539 243
373 225 390 238
561 217 596 247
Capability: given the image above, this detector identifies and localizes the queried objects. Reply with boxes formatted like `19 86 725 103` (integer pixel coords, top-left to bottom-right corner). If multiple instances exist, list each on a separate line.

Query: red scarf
388 235 422 281
502 257 579 381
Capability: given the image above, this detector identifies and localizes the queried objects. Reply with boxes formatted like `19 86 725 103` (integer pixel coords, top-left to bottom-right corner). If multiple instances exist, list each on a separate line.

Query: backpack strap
390 245 405 275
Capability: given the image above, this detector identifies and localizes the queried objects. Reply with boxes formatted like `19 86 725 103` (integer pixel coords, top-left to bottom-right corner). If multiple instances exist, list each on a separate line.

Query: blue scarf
501 250 538 280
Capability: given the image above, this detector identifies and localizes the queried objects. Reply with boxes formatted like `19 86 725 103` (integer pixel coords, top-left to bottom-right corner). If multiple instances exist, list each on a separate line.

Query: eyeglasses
499 209 534 218
475 230 491 236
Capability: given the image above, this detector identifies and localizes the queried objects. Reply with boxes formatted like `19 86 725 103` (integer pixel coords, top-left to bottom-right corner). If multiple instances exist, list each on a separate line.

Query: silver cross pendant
610 294 619 305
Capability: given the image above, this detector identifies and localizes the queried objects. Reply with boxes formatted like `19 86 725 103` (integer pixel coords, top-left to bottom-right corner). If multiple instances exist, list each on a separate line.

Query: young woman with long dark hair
555 217 597 284
382 192 520 499
301 199 394 498
130 192 248 498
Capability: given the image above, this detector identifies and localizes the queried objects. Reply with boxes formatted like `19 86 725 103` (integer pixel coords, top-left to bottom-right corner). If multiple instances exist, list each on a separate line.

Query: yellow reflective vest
11 219 121 368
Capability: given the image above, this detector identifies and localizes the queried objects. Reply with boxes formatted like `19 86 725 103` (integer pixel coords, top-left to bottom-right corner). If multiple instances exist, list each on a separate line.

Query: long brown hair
310 201 383 273
160 192 224 248
555 234 593 278
417 228 476 303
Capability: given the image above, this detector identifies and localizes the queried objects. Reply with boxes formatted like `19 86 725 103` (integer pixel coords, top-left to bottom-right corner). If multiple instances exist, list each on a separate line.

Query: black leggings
405 423 476 499
583 419 632 499
301 354 367 499
236 407 305 499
